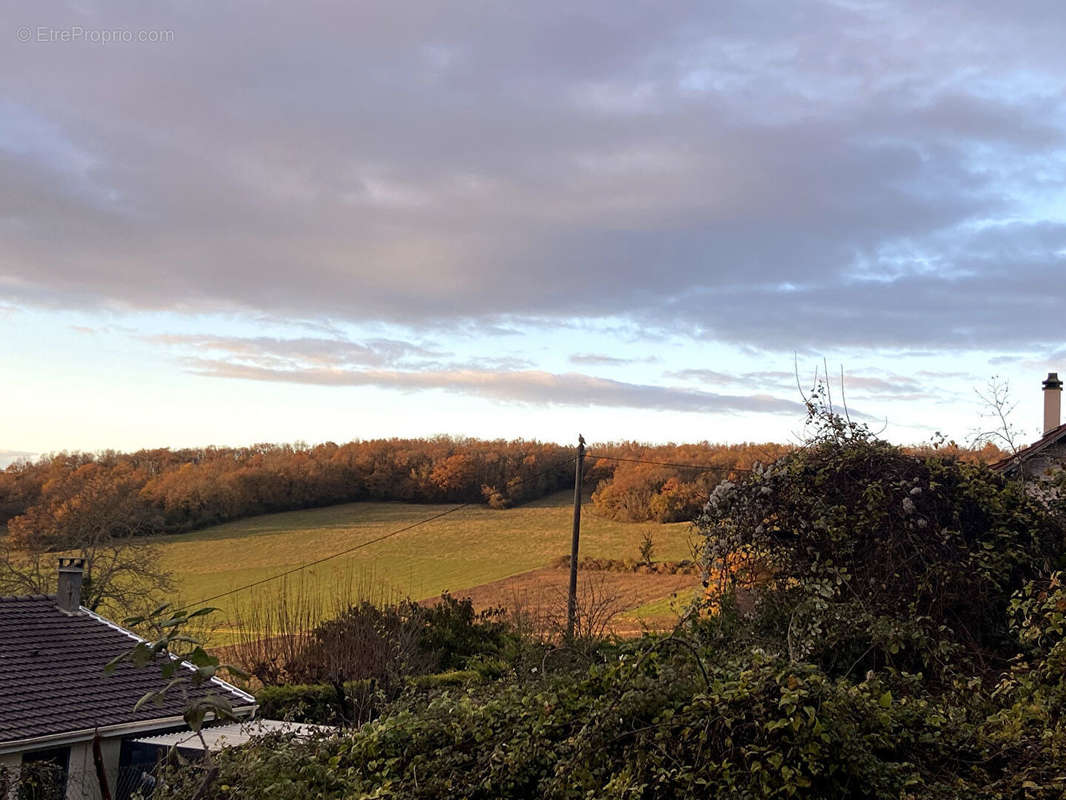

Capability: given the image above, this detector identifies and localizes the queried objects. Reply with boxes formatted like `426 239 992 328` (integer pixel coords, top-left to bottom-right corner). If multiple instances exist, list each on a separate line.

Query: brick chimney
1043 372 1063 435
57 558 85 613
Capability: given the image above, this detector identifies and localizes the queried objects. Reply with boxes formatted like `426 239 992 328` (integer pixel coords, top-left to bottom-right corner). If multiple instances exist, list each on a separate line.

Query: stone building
992 372 1066 479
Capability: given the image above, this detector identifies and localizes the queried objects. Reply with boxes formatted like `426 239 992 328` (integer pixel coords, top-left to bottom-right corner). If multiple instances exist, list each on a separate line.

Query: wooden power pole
566 434 586 640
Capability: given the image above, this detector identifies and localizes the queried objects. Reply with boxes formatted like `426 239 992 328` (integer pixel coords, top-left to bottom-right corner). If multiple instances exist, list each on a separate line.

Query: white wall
64 738 121 800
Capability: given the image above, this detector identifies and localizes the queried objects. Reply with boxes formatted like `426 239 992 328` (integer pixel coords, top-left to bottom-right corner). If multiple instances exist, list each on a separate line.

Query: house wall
1 753 21 800
1018 442 1066 480
65 738 121 800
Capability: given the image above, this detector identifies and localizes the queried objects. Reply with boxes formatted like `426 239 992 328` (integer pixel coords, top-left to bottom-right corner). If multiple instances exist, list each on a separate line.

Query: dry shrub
551 555 699 575
222 567 400 685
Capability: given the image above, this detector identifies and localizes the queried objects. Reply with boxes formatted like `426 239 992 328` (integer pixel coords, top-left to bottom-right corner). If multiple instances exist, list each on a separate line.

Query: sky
2 0 1066 462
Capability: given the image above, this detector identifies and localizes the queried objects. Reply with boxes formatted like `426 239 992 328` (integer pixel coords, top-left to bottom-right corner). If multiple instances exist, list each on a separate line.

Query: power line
586 453 753 474
180 451 749 611
182 503 474 610
180 454 579 610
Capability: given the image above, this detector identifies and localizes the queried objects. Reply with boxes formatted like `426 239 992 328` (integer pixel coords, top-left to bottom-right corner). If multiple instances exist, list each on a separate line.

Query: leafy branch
105 604 246 733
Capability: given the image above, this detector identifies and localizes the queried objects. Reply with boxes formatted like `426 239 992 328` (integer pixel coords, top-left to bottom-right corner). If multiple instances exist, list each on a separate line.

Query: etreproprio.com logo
17 26 174 44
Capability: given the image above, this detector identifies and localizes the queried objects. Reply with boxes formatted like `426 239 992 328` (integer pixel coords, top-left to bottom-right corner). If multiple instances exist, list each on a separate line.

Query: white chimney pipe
57 557 85 613
1043 372 1062 435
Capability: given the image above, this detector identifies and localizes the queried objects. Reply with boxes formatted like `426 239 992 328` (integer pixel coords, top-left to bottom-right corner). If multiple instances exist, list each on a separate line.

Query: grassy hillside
152 491 695 625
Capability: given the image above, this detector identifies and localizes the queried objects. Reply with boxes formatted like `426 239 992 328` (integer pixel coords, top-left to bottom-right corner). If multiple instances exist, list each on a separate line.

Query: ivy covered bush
153 640 979 799
700 413 1064 678
155 631 1066 798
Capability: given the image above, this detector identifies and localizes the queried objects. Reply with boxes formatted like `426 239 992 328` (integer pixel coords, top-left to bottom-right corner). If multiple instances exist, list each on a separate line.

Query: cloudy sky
2 0 1065 460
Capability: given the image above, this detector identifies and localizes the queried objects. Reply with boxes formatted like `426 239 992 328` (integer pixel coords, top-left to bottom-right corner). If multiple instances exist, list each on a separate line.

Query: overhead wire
178 453 579 610
181 451 753 611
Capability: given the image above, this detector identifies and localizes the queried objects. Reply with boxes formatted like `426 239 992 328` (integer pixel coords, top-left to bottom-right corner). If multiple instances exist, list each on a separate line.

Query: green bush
256 679 382 725
699 423 1064 678
420 593 513 671
969 573 1066 798
406 669 482 690
158 638 999 799
285 593 513 688
157 576 1066 799
256 670 487 725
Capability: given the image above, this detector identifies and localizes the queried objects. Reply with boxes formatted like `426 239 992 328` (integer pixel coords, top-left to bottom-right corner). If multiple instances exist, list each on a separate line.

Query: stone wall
1019 440 1066 480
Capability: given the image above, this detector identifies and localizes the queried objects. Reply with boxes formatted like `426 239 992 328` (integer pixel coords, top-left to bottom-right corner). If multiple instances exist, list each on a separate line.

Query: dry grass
207 567 402 676
429 565 700 636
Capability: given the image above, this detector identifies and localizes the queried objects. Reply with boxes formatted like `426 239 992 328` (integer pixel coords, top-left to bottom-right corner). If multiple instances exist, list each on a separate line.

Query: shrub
699 415 1065 678
255 672 486 725
420 593 512 671
256 682 338 721
967 573 1066 798
1 760 67 800
285 594 512 688
154 638 992 800
637 531 655 564
406 669 482 690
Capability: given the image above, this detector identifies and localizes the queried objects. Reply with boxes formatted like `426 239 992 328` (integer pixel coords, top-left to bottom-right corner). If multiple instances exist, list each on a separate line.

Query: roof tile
0 596 253 744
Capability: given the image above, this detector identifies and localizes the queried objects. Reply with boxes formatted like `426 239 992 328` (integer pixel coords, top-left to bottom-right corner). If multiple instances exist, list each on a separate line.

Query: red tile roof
0 595 254 745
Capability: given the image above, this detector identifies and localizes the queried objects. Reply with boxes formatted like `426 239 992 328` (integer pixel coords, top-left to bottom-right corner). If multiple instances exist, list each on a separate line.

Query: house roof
991 422 1066 473
0 595 255 746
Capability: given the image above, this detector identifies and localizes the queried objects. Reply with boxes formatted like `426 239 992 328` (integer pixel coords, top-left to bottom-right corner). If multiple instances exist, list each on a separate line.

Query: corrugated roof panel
130 719 335 751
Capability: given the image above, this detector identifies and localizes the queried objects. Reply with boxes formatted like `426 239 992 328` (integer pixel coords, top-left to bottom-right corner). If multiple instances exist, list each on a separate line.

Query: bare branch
970 376 1023 455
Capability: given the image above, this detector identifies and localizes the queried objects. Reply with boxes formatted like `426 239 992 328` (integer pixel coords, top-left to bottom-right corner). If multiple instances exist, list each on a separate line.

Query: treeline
0 437 1007 545
0 439 576 543
588 442 793 522
588 439 1006 523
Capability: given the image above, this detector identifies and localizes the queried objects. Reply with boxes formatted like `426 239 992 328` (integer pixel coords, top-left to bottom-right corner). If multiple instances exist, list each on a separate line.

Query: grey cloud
183 358 809 417
2 2 1066 351
665 369 796 392
150 332 540 372
738 371 796 387
1016 356 1066 373
839 375 922 395
1038 348 1066 365
668 367 936 398
150 334 446 368
158 333 812 414
849 393 933 404
661 250 1066 351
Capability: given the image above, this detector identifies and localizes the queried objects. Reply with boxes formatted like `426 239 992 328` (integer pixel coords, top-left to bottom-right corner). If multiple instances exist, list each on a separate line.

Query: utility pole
566 434 586 640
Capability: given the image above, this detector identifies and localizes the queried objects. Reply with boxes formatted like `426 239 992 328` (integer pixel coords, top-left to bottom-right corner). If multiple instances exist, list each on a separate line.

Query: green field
151 491 695 623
